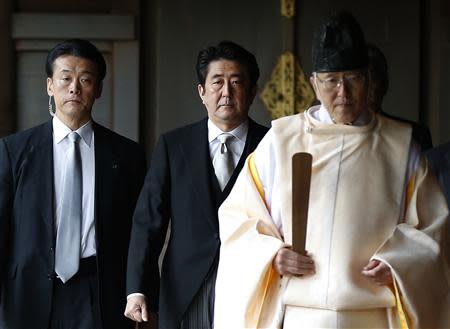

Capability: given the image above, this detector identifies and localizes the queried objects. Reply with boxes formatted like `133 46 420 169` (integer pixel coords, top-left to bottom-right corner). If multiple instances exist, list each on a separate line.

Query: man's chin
331 111 358 124
57 106 91 118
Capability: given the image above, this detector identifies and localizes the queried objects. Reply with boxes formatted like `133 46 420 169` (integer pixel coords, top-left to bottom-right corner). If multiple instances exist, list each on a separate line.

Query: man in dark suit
0 39 146 329
426 142 450 265
427 142 450 205
124 41 268 329
367 43 433 151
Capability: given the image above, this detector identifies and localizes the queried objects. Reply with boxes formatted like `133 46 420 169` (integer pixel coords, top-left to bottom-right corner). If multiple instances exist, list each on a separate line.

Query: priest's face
198 59 256 132
311 69 369 124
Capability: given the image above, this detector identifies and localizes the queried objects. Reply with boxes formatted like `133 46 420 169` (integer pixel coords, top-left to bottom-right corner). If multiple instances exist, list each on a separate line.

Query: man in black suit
125 41 268 329
0 39 146 329
427 143 450 205
426 142 450 265
367 43 433 151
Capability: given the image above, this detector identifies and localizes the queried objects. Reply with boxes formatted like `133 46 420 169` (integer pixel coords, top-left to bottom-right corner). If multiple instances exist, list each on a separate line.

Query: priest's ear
310 75 322 103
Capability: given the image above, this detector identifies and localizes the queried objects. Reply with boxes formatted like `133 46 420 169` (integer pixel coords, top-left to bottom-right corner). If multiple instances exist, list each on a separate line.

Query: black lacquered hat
312 11 368 72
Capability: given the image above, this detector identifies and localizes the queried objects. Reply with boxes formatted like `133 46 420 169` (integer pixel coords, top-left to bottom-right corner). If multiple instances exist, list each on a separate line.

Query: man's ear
249 85 257 105
197 84 206 104
47 77 54 96
310 76 321 102
95 81 103 99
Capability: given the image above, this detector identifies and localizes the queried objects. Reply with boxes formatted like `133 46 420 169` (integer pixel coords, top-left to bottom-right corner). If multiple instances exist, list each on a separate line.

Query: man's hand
273 247 315 276
361 259 393 286
124 295 149 322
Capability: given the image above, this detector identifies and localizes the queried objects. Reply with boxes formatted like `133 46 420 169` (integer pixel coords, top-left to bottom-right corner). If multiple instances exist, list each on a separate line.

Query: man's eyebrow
210 73 244 79
60 69 96 75
318 73 338 78
210 73 224 79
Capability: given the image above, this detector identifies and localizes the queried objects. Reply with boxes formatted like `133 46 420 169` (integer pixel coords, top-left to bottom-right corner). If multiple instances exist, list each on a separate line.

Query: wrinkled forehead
206 59 249 79
52 55 99 76
315 68 367 78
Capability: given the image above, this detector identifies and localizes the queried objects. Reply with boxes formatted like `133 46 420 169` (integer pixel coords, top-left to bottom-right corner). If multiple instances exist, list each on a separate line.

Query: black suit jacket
127 117 268 329
0 120 146 329
426 142 450 265
426 142 450 207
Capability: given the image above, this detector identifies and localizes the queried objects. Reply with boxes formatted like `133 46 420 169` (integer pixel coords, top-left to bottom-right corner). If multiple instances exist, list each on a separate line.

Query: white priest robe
214 106 450 329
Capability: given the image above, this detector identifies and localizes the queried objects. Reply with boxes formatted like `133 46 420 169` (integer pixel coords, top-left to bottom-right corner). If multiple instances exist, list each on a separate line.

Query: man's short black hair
196 40 260 87
46 38 107 81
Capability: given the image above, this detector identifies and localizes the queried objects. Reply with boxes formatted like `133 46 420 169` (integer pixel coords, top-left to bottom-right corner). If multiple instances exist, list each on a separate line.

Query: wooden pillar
0 0 14 137
421 0 450 145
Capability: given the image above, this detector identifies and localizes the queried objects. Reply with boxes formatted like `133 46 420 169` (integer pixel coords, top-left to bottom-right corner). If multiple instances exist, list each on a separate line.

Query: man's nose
222 81 231 97
336 79 349 97
69 80 81 94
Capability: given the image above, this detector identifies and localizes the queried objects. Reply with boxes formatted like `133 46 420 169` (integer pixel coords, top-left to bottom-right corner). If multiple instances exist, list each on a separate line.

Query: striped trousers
180 265 218 329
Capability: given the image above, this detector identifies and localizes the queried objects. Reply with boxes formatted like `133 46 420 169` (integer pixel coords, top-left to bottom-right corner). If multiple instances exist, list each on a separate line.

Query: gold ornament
281 0 295 18
260 51 315 119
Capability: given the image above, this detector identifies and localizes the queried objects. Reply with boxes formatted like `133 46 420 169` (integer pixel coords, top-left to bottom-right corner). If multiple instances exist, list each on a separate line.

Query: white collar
52 114 93 147
208 119 249 143
315 105 371 126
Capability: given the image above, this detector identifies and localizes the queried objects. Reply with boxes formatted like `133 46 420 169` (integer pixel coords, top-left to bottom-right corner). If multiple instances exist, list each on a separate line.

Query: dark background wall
141 0 449 151
142 0 280 143
1 0 449 153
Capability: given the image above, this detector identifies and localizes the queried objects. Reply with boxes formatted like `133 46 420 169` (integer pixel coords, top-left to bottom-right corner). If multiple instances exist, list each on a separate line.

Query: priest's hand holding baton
274 152 316 277
273 247 315 276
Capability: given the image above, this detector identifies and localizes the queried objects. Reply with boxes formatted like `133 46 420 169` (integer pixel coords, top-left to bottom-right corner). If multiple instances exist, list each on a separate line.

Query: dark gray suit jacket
0 120 146 329
425 142 450 265
426 142 450 207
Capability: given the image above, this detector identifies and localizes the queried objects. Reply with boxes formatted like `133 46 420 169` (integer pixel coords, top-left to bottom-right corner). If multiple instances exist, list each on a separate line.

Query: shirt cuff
127 293 146 300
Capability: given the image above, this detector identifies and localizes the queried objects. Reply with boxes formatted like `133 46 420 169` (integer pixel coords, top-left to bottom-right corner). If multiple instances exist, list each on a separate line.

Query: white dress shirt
208 119 248 166
53 115 96 258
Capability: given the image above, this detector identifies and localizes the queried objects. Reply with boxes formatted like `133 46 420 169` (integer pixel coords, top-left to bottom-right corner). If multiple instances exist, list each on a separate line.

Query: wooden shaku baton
292 152 312 255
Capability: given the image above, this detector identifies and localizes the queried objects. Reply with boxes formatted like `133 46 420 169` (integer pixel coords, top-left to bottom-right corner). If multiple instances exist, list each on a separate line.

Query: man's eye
351 75 364 82
325 78 338 84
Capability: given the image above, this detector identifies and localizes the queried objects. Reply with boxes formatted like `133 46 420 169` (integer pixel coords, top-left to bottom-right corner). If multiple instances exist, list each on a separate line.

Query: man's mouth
65 99 81 104
335 102 352 107
219 102 234 108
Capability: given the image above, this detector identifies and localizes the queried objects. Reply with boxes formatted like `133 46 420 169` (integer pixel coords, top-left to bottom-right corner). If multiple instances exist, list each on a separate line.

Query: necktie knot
213 133 234 190
217 133 233 144
217 133 233 154
68 131 81 143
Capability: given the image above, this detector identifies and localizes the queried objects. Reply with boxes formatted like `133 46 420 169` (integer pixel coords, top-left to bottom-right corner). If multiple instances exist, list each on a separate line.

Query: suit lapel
178 119 219 231
33 121 55 235
93 123 118 249
222 119 262 197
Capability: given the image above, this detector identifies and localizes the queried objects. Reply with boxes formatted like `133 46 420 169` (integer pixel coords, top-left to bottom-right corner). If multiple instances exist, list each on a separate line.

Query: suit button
47 274 53 280
49 247 54 253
